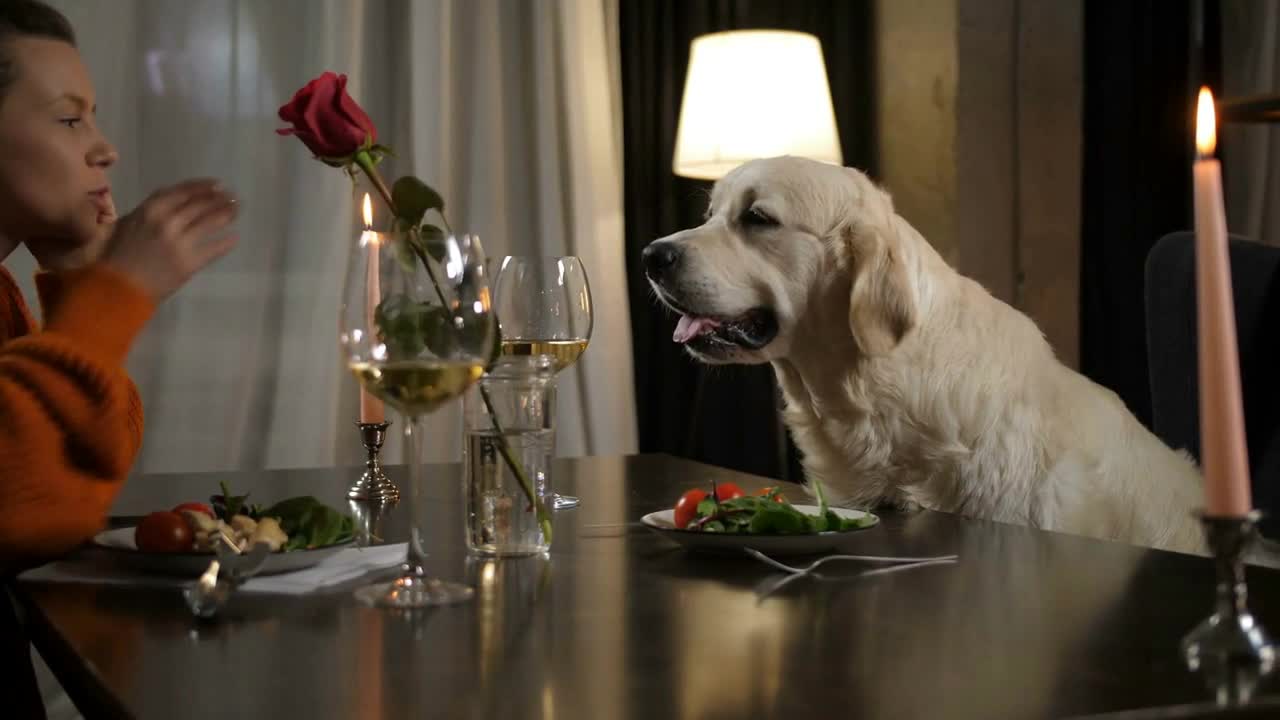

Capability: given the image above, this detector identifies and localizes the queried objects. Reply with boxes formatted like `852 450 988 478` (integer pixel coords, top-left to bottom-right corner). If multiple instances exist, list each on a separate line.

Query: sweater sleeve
0 265 153 575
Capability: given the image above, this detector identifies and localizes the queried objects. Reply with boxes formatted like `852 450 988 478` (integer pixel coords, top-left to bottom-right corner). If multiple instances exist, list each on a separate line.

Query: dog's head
643 156 918 364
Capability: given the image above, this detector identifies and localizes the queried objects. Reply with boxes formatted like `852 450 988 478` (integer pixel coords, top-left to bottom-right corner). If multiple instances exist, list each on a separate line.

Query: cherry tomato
756 487 786 503
715 482 745 501
135 511 194 553
673 489 708 529
171 502 214 518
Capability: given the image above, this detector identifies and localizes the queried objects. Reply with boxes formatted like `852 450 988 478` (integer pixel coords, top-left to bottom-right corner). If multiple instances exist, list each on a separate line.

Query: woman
0 1 238 714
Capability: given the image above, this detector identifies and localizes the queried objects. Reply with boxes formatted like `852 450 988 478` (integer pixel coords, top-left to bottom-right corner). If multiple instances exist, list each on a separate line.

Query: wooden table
14 454 1280 719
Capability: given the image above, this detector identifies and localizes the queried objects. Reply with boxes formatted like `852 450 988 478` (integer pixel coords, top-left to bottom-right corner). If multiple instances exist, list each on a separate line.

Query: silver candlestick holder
1182 511 1274 677
348 498 391 547
348 421 398 503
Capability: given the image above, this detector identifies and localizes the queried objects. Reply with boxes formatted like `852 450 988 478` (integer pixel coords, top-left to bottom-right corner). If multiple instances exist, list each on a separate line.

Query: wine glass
492 256 593 509
340 228 495 608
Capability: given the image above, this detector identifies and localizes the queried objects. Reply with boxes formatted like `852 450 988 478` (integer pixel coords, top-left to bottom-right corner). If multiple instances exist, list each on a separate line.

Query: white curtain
1221 0 1280 246
9 0 637 474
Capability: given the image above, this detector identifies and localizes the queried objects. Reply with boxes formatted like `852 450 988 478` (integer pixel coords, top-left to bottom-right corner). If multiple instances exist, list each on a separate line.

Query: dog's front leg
876 493 922 513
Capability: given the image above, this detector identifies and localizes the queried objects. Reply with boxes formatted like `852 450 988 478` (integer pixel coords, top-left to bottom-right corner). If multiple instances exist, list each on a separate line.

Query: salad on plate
129 482 355 554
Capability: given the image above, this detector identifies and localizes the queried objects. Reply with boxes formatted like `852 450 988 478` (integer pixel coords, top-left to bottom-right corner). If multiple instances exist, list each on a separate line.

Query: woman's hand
101 179 238 301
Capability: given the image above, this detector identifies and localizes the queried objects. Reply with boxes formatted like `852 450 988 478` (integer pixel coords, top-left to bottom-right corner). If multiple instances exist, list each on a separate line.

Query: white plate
640 504 879 556
88 527 353 577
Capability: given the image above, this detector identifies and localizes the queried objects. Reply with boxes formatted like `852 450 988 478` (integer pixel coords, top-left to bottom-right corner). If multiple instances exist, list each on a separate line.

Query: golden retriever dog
642 155 1209 555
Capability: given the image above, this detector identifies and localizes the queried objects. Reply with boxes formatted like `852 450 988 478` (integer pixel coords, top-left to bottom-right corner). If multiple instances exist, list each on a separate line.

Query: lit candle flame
1196 86 1216 158
362 193 373 229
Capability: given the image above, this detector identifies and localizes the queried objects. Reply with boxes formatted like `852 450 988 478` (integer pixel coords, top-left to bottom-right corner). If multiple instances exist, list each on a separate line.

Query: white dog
643 155 1208 555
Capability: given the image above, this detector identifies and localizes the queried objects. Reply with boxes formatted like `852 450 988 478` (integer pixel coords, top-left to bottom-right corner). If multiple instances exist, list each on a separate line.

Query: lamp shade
672 30 843 180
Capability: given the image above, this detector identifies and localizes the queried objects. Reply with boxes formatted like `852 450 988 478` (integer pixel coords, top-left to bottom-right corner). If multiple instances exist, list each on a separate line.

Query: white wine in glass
498 338 589 373
340 227 495 608
493 256 593 510
350 360 485 415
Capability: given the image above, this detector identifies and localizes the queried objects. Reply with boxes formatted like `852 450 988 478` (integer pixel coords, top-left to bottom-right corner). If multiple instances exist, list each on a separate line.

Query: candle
1192 87 1251 516
359 193 386 425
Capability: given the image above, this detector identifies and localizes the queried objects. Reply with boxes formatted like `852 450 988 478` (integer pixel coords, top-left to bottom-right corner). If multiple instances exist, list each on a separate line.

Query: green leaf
808 512 829 533
334 515 356 544
374 292 473 360
419 224 447 262
306 504 348 547
749 504 809 534
261 497 321 533
375 294 419 357
403 226 447 267
824 510 847 533
478 312 501 368
696 498 718 517
404 227 425 255
211 480 253 521
484 312 503 371
839 513 878 531
391 176 444 226
262 496 354 549
673 480 877 536
419 304 459 357
392 233 417 274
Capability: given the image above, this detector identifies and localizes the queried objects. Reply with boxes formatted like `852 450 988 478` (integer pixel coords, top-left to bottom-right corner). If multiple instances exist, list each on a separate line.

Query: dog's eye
741 207 778 228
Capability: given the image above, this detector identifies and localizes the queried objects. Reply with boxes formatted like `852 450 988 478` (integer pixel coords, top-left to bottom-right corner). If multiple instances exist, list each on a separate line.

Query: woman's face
0 37 116 254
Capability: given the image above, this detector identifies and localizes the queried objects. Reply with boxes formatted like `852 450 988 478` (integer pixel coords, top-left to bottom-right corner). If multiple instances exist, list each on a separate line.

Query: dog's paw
874 496 921 513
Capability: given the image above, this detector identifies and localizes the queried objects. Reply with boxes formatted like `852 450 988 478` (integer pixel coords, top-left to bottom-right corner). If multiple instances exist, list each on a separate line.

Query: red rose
276 72 376 159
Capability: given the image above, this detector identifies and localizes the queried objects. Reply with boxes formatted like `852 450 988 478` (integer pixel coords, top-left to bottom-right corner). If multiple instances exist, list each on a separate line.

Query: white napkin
21 543 407 595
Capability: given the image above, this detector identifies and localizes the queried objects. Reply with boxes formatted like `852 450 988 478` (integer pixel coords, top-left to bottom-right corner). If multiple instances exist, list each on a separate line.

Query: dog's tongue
673 315 721 343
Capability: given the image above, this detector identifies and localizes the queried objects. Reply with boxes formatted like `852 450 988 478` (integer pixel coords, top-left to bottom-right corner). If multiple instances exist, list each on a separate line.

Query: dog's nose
642 242 681 281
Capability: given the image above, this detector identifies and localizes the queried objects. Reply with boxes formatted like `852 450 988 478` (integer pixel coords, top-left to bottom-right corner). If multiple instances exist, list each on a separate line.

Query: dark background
1080 0 1221 428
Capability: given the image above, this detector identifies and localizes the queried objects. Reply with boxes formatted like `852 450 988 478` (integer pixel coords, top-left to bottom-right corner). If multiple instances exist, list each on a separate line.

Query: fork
754 555 959 599
744 548 959 574
749 549 959 600
184 535 271 618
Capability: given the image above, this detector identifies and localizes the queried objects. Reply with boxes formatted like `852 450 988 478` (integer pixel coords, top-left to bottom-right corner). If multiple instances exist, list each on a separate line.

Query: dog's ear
844 183 917 357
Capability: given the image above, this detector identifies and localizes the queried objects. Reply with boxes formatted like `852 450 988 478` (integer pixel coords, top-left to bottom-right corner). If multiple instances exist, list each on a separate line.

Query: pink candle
1192 87 1251 516
359 194 386 425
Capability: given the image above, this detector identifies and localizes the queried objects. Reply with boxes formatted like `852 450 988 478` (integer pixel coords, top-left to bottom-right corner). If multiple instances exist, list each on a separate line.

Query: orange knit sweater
0 263 153 575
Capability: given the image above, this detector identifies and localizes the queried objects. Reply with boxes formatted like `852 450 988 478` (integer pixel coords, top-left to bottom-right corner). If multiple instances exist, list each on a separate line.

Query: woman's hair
0 0 76 103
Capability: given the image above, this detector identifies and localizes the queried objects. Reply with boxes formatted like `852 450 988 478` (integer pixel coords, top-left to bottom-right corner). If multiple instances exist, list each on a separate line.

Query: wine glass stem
404 413 428 576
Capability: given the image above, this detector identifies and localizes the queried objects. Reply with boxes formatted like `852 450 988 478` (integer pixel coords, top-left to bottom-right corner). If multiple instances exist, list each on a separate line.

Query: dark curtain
1080 0 1220 426
620 0 875 480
